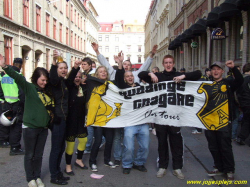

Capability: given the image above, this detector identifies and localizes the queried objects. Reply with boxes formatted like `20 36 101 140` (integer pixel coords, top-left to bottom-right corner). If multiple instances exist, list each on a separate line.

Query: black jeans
23 127 48 182
155 124 183 170
89 127 114 166
238 106 250 141
205 129 235 173
49 120 66 179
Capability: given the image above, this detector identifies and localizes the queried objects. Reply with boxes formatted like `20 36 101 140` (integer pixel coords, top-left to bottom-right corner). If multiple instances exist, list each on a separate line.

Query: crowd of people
0 42 249 187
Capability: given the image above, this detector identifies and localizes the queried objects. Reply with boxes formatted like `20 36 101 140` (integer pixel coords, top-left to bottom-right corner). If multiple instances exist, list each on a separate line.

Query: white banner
87 80 229 130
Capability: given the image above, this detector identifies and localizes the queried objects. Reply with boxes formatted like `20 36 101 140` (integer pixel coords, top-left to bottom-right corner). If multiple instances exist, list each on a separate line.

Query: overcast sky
91 0 152 24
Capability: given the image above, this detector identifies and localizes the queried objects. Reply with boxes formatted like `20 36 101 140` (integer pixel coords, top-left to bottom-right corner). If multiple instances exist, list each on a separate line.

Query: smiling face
124 71 134 85
96 67 108 80
123 61 132 71
162 57 175 72
57 62 68 78
37 75 48 89
81 61 91 72
74 72 82 86
211 66 224 81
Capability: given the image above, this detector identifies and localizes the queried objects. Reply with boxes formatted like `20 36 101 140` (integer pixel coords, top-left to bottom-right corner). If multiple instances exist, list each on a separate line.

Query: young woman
85 66 116 172
49 50 81 185
0 54 53 187
64 71 88 176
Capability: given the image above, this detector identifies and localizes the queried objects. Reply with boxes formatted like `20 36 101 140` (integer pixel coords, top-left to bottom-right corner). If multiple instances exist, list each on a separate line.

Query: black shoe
132 164 147 172
235 138 245 145
123 168 131 174
114 160 120 167
74 162 88 169
0 141 10 148
64 169 75 176
9 147 25 156
50 178 68 185
58 172 70 181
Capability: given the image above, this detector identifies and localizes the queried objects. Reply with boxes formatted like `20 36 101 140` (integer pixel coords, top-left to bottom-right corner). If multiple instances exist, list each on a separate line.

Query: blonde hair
94 66 109 81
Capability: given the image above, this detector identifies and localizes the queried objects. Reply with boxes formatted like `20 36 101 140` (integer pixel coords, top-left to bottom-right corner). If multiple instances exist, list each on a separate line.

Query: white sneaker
105 161 116 168
156 168 166 178
192 130 202 134
90 164 98 172
173 169 185 179
152 128 156 135
28 180 37 187
36 178 45 187
83 150 91 154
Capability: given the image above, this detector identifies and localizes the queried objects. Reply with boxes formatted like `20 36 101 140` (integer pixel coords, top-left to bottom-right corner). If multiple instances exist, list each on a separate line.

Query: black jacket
49 65 80 120
236 74 250 108
115 69 140 89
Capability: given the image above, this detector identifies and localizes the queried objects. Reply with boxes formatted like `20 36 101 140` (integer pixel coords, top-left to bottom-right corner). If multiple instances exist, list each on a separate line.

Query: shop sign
211 28 226 40
191 42 198 48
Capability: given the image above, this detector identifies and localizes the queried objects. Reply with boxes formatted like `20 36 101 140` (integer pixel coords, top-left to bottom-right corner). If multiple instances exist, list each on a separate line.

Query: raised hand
0 54 5 67
149 72 158 83
118 51 124 63
91 42 99 54
225 60 234 69
53 50 60 64
150 45 158 57
74 60 81 69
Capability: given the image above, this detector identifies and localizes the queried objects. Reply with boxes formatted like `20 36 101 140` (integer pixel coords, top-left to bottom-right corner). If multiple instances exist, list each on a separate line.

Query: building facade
98 20 145 68
0 0 99 80
145 0 250 74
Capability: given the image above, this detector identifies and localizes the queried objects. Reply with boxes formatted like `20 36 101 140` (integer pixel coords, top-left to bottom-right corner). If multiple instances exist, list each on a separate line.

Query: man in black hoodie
138 55 201 179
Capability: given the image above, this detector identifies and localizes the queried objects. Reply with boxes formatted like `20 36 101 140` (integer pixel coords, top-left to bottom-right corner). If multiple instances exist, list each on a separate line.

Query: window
84 20 86 32
66 27 69 45
59 23 62 43
115 37 119 41
81 38 82 51
98 36 102 41
80 17 82 30
58 1 62 12
53 1 57 7
105 46 109 52
235 19 243 59
4 0 12 19
46 13 50 37
75 34 77 49
138 45 141 52
115 26 119 31
23 0 29 27
71 31 73 47
106 27 109 31
66 1 69 18
127 27 131 32
71 5 73 22
4 36 13 65
127 45 131 52
105 35 109 41
84 40 86 52
46 49 50 70
53 18 57 40
99 46 102 52
115 46 119 52
74 9 77 24
78 36 80 50
78 13 80 28
36 5 41 32
138 56 141 63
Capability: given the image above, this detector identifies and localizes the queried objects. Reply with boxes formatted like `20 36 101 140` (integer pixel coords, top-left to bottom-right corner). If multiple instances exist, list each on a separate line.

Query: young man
236 63 250 145
152 67 160 73
138 55 201 179
114 53 150 175
205 61 243 180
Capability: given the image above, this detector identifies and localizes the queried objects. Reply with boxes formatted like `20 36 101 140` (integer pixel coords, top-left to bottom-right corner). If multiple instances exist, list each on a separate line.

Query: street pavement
0 127 249 187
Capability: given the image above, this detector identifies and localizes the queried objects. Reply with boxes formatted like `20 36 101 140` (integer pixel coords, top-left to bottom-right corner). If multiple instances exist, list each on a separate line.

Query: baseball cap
180 68 186 71
205 68 211 72
13 58 23 64
210 62 223 69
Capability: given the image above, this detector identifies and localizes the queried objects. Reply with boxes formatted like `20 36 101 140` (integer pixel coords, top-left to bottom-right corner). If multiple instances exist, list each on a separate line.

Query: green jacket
4 66 50 128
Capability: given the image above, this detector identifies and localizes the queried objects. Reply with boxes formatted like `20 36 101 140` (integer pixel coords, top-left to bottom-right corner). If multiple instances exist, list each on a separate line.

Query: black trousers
238 106 250 141
155 124 183 170
89 127 114 166
205 129 235 173
0 102 22 147
23 127 48 182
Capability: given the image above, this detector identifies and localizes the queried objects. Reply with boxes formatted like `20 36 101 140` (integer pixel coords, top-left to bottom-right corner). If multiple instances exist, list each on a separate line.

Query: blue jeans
232 106 240 139
113 128 124 161
49 120 66 179
122 124 150 168
85 126 106 152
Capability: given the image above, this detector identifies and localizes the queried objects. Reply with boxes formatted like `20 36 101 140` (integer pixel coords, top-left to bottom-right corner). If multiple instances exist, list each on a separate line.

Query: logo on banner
211 28 226 40
196 82 229 130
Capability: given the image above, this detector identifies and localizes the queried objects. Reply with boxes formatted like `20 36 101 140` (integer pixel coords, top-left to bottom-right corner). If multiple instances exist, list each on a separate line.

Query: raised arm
92 42 116 79
65 60 81 87
49 50 61 86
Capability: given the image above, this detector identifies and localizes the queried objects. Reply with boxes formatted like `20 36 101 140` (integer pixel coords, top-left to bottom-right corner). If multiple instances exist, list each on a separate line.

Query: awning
173 35 182 47
132 64 142 69
168 41 176 50
237 0 250 11
180 33 189 43
206 6 222 28
184 28 195 39
219 0 241 21
191 19 207 36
